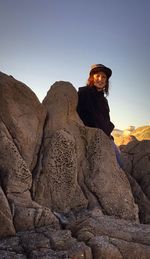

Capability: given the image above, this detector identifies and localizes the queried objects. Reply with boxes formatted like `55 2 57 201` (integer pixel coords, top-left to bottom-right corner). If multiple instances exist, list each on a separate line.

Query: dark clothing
77 86 114 137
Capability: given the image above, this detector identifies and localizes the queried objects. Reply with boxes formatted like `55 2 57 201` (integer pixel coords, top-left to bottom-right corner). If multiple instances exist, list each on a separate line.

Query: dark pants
111 140 123 169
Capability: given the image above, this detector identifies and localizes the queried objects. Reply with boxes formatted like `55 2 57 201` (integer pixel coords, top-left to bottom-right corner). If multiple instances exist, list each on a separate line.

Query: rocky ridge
0 71 150 258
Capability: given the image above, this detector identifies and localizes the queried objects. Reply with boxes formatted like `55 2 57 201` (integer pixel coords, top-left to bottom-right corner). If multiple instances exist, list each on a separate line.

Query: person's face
93 72 107 91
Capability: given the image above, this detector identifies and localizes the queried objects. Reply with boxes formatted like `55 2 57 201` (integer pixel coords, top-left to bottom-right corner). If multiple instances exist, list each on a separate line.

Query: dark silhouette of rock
0 72 150 258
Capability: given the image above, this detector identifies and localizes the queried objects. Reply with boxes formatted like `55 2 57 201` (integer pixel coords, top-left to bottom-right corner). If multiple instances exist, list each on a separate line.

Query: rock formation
32 81 138 222
120 137 150 224
0 72 59 235
0 72 150 258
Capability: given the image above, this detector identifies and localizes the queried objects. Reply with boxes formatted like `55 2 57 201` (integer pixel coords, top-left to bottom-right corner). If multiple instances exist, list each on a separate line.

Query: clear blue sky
0 0 150 130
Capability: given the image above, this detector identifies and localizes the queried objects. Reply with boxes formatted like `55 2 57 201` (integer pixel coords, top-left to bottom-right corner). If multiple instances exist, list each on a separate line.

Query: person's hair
87 74 110 96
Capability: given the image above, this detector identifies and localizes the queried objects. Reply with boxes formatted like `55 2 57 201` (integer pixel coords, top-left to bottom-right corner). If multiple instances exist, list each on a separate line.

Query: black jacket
77 86 114 137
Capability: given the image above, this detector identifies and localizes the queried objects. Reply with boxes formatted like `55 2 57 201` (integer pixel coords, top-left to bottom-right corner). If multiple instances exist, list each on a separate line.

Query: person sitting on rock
77 64 123 168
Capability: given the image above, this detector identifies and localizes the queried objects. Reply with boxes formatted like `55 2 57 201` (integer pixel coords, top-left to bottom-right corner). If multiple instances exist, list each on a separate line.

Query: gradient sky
0 0 150 130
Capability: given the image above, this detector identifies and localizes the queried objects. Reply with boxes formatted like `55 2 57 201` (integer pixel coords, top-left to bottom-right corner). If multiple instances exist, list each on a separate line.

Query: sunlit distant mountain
112 125 150 146
131 125 150 140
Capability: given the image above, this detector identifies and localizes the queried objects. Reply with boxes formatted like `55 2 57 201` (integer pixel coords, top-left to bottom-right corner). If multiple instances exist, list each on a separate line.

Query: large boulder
0 72 59 233
32 81 138 222
121 139 150 199
32 82 88 212
0 72 46 171
121 138 150 223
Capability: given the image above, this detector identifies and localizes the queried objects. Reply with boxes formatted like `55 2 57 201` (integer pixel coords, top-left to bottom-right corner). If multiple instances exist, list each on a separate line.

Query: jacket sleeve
94 98 115 136
77 89 87 124
77 88 95 127
106 99 115 134
101 99 115 136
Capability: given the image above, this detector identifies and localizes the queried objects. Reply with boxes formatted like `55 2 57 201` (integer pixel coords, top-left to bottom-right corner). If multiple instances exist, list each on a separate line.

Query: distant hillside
112 128 123 136
131 125 150 140
113 125 150 146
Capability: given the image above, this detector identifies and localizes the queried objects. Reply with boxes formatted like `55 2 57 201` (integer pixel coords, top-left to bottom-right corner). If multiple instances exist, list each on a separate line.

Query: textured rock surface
32 81 138 222
0 73 150 258
0 186 15 237
0 71 46 171
0 226 92 259
66 210 150 259
1 210 150 259
122 140 150 199
32 82 88 212
0 72 58 235
121 138 150 223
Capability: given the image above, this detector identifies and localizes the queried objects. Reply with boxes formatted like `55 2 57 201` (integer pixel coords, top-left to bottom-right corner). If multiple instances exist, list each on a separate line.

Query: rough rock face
121 137 150 223
0 226 92 258
66 209 150 259
0 73 150 258
32 81 138 222
0 72 46 171
0 186 15 237
1 210 150 258
0 72 59 236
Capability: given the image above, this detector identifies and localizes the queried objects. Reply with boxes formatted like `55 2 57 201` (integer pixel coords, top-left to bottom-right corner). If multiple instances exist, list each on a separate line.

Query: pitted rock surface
32 129 87 212
32 81 138 222
0 73 150 258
